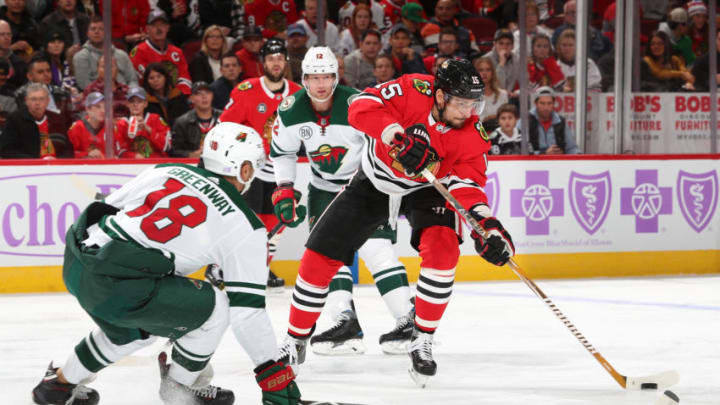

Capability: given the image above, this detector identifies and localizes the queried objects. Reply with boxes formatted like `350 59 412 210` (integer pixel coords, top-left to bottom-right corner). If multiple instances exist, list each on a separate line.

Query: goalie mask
301 46 338 103
201 122 266 194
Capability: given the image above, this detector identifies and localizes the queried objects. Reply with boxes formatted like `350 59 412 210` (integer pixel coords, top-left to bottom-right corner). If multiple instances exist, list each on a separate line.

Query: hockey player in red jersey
219 38 302 288
116 87 172 158
278 59 515 386
130 10 192 95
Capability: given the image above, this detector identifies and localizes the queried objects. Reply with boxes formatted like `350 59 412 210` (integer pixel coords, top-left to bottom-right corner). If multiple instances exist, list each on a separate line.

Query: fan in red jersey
277 59 515 387
219 38 302 289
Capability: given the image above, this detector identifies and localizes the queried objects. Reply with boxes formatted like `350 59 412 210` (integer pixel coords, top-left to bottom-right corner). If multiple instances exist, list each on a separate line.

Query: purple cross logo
620 170 672 233
485 172 500 217
510 171 564 235
677 170 718 233
568 171 612 235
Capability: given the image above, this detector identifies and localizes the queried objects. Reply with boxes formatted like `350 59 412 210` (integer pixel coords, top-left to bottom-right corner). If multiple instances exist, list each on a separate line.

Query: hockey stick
420 168 679 390
70 174 108 200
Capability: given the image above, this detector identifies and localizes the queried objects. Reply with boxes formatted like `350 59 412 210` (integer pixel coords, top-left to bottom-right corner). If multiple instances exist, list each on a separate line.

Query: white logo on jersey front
257 103 267 113
300 126 313 139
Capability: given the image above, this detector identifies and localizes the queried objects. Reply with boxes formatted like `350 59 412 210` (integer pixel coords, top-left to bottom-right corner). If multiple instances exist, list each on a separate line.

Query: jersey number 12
126 178 208 243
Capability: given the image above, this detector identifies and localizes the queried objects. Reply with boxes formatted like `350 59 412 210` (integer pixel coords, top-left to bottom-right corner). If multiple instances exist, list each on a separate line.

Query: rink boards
0 155 718 293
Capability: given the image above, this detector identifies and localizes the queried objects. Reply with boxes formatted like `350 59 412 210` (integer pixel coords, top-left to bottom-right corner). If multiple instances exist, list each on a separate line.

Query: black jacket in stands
0 107 71 158
528 113 566 153
0 6 42 50
41 9 90 46
210 76 238 110
691 51 720 92
189 50 216 84
145 87 190 129
170 108 222 157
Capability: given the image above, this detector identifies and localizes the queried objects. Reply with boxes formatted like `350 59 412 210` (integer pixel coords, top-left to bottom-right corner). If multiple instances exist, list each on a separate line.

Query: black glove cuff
253 359 277 374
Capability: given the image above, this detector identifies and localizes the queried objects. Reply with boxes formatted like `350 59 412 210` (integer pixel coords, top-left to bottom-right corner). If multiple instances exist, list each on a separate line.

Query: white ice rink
2 275 719 405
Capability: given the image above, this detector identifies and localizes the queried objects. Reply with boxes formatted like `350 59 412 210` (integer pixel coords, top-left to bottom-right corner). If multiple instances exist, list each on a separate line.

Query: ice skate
278 332 310 372
408 329 437 388
379 307 415 355
310 309 367 355
158 352 234 405
267 270 285 293
31 362 99 405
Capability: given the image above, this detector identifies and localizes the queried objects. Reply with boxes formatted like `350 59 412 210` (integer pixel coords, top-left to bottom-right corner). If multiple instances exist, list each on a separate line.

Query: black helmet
260 38 287 60
434 58 484 100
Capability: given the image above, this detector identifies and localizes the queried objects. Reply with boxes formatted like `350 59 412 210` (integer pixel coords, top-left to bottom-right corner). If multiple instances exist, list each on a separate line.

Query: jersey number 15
126 178 208 243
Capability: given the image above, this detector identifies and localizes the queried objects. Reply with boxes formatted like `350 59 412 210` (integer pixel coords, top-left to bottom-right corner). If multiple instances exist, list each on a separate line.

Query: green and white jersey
83 163 277 366
270 85 365 193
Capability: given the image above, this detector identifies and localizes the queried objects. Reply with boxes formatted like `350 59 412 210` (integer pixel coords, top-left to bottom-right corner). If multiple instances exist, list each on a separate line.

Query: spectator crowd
0 0 716 159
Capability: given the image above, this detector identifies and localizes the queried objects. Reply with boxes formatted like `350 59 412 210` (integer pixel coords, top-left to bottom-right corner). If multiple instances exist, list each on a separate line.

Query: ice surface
2 276 719 405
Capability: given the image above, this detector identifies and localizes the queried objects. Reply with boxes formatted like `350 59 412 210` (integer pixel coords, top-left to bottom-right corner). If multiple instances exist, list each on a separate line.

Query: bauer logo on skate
676 170 718 233
620 170 672 233
568 171 612 235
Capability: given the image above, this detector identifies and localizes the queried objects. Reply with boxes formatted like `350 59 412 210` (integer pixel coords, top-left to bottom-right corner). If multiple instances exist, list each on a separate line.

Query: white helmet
302 46 338 103
201 122 265 194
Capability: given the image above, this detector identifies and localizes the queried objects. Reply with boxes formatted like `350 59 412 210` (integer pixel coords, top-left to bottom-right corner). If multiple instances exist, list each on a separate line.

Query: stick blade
625 370 680 390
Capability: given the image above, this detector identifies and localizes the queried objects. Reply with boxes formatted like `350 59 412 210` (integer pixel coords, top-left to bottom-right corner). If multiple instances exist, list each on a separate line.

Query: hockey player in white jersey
31 123 301 405
270 46 414 356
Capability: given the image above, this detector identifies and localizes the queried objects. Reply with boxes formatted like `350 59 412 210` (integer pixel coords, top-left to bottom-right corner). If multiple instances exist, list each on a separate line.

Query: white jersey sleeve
270 114 301 185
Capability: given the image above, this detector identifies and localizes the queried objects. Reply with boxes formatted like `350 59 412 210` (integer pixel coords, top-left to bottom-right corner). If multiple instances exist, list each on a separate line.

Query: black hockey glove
255 360 301 405
391 124 438 176
470 204 515 266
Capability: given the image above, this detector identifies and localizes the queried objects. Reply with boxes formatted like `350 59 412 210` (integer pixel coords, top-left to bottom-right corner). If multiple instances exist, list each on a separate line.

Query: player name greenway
167 167 237 216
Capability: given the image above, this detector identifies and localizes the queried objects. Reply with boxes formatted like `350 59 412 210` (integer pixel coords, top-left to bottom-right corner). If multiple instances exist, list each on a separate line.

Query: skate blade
408 366 431 388
311 339 366 356
380 340 410 355
266 286 285 294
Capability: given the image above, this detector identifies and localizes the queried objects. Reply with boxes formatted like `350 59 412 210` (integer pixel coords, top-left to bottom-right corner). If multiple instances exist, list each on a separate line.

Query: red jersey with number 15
348 73 491 210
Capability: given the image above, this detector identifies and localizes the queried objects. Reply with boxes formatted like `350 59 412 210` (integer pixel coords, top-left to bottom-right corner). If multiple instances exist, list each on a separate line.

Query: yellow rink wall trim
2 250 719 293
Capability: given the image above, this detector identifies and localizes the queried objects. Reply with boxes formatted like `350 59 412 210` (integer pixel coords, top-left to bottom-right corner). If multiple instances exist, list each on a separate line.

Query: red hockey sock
288 249 344 337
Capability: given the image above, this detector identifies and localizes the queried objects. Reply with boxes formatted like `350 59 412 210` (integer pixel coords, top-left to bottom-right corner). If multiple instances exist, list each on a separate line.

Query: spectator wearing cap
512 1 553 56
43 29 77 91
210 53 243 110
296 0 341 54
0 0 42 57
0 83 70 158
67 92 117 158
691 30 720 92
483 29 519 93
687 1 708 57
422 27 460 74
116 86 172 158
41 0 89 52
0 19 27 91
170 81 221 158
0 59 18 118
519 87 579 155
142 62 189 128
397 2 427 57
344 29 382 90
368 53 395 87
338 4 375 57
73 16 137 91
130 10 193 95
287 23 309 83
385 24 427 76
15 55 74 132
98 0 149 48
658 7 695 66
235 26 265 79
81 55 130 117
420 0 478 59
550 0 612 62
189 25 229 84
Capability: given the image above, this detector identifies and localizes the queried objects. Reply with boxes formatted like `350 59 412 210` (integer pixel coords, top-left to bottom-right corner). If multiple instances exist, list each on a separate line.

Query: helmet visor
447 95 485 116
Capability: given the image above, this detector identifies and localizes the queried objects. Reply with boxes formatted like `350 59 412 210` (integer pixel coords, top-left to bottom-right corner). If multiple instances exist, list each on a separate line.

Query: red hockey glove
254 360 301 405
271 184 306 228
391 124 438 176
470 204 515 266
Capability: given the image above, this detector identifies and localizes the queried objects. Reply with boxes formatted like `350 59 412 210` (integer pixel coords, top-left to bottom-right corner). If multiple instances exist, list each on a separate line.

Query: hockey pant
288 172 460 337
63 287 229 388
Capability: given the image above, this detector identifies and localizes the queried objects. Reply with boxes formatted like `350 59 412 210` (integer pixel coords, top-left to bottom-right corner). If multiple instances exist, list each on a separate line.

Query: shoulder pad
278 95 296 112
237 81 253 91
412 78 433 97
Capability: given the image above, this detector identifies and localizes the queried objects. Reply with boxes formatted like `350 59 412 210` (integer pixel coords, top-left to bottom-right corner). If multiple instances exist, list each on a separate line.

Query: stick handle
419 168 627 389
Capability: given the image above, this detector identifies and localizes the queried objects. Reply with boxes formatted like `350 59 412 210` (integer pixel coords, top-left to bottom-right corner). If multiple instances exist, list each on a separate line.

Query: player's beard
264 67 284 83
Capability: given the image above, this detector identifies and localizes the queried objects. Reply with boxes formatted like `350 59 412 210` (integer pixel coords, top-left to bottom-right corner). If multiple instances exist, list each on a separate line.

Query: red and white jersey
244 0 298 32
377 0 423 35
116 113 172 158
130 40 192 95
67 118 119 158
349 73 491 210
219 77 302 181
338 0 385 30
